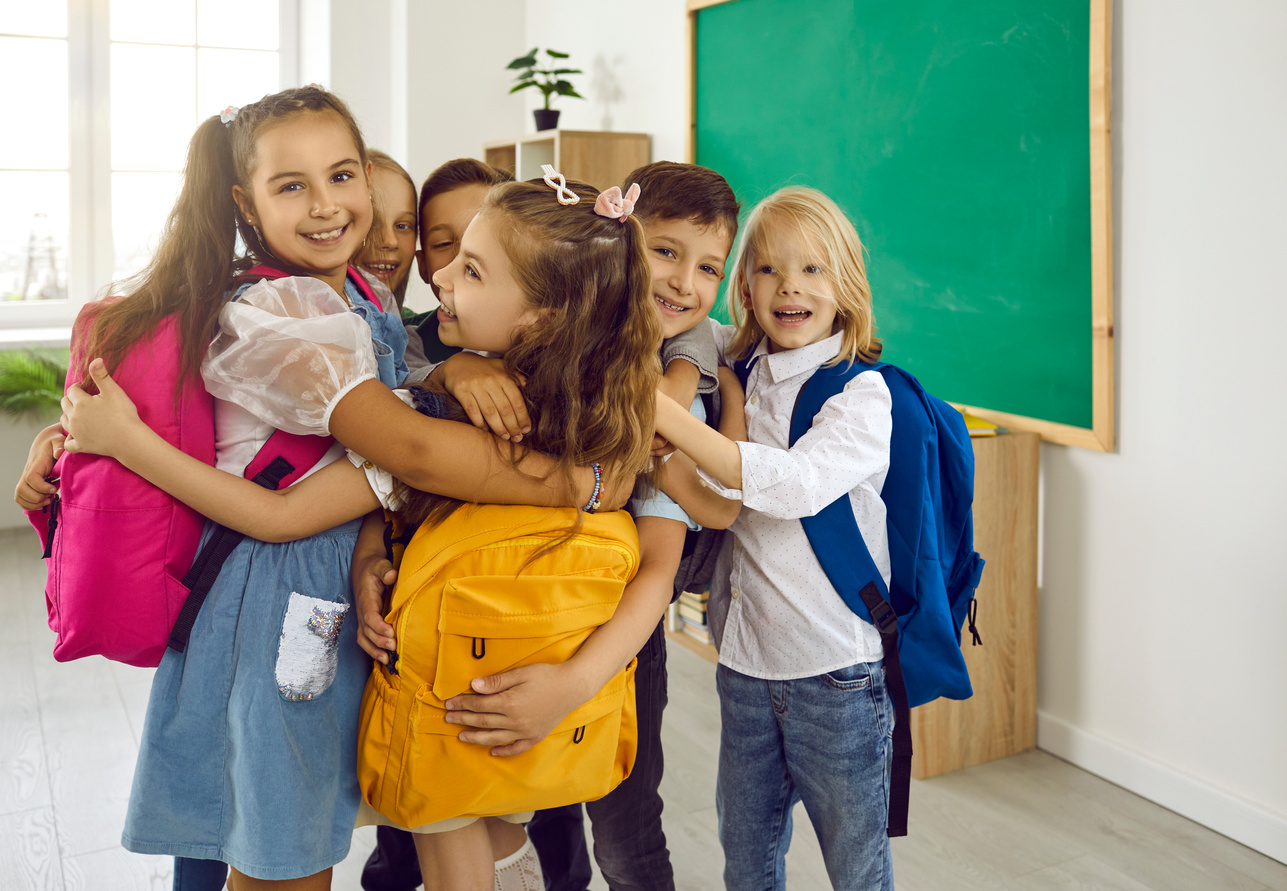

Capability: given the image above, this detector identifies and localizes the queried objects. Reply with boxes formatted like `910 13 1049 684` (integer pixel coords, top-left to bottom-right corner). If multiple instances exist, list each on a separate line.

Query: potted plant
0 349 68 423
508 47 584 131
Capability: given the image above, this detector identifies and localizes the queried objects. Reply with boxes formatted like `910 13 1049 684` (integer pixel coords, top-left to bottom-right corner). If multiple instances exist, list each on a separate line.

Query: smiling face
418 183 491 298
232 110 372 294
432 210 540 354
642 216 732 340
359 166 417 300
744 224 839 353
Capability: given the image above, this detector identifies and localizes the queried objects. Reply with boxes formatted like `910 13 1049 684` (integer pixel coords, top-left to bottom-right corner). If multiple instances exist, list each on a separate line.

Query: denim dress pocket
275 591 350 701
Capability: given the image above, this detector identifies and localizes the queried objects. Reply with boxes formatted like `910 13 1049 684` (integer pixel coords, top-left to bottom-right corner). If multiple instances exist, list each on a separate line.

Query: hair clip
594 183 641 223
220 105 240 127
541 165 580 206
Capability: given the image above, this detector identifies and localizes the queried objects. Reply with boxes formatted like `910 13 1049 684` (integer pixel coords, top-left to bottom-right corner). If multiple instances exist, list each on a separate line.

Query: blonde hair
367 149 416 197
725 186 881 366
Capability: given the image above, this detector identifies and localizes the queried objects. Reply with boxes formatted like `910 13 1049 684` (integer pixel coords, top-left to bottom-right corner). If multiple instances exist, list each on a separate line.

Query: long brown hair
400 178 662 528
80 86 371 394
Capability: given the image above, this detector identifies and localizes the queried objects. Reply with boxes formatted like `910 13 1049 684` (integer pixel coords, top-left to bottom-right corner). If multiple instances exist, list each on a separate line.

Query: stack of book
960 410 1003 437
675 588 711 644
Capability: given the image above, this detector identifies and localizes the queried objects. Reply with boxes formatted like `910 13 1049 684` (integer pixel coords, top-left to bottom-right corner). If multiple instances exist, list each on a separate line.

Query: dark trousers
361 622 674 891
172 857 227 890
529 621 675 891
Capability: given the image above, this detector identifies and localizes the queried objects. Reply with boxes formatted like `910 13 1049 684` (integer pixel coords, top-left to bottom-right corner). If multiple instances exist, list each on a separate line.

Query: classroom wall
327 0 529 311
1035 0 1287 860
523 0 690 165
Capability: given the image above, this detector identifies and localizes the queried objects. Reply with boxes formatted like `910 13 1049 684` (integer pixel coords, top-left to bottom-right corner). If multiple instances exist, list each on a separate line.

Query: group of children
15 84 898 891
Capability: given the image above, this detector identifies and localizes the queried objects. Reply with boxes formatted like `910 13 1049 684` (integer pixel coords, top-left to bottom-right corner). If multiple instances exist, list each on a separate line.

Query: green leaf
0 350 68 420
545 49 570 59
507 49 538 69
509 81 539 94
548 68 582 76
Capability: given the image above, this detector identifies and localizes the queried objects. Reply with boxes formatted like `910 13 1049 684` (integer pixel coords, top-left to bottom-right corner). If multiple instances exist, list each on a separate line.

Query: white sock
494 835 544 891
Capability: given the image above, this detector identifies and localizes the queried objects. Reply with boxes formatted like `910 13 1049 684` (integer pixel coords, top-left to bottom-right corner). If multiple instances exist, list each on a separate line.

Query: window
1 0 296 332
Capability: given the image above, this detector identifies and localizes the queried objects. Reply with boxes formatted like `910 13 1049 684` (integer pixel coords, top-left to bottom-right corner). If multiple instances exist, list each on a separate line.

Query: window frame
0 0 299 337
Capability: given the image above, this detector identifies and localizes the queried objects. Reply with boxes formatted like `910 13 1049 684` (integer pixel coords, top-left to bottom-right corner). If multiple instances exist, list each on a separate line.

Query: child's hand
434 353 530 442
14 423 65 511
352 554 397 663
60 359 146 459
443 663 587 756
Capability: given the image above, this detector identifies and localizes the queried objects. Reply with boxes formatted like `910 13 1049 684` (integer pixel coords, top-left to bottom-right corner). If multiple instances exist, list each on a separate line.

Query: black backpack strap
860 583 913 837
167 455 300 653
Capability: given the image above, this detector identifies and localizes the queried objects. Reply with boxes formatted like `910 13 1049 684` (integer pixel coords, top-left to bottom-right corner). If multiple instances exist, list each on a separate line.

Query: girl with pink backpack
18 86 615 889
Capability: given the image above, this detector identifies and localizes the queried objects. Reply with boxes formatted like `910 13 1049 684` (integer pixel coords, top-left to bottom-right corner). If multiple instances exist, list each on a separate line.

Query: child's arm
654 390 743 490
658 373 893 520
328 380 632 512
658 357 701 412
650 358 701 457
429 352 531 442
352 510 398 662
656 452 740 530
442 515 687 756
14 423 66 511
651 365 746 529
716 365 748 442
61 360 378 541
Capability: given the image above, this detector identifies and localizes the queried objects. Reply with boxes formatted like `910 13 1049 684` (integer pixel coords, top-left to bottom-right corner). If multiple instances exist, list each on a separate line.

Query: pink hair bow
594 183 641 223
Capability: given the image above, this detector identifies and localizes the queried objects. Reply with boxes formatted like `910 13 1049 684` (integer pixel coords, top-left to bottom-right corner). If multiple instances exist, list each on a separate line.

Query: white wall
523 0 1287 861
1035 0 1287 860
524 0 690 164
326 0 529 311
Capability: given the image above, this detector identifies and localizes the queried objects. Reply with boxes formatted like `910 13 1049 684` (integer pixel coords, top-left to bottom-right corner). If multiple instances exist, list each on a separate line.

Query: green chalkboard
692 0 1113 449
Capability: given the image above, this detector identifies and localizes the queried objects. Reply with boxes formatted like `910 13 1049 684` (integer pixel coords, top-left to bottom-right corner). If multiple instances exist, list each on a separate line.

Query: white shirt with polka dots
700 327 892 681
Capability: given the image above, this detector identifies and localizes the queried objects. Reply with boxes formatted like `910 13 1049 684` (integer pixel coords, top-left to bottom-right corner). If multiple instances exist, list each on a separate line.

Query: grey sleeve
661 323 720 394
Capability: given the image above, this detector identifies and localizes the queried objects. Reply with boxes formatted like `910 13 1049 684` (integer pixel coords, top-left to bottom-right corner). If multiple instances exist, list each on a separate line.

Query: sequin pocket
275 592 349 702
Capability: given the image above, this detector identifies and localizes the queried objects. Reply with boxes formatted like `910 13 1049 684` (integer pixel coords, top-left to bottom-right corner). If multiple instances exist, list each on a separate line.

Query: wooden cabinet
911 431 1040 779
483 130 651 192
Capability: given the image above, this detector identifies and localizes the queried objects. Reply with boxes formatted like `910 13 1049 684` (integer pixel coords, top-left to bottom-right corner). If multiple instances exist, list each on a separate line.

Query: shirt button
363 461 373 469
731 588 741 600
750 393 760 406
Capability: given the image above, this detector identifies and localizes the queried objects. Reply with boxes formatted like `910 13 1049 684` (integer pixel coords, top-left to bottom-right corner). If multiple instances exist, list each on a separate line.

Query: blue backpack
736 355 985 836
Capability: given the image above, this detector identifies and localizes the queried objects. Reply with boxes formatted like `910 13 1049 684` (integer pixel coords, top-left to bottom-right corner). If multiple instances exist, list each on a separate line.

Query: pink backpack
25 265 381 667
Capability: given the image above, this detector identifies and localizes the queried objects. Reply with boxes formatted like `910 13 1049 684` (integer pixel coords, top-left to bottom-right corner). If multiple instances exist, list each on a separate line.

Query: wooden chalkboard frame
686 0 1114 451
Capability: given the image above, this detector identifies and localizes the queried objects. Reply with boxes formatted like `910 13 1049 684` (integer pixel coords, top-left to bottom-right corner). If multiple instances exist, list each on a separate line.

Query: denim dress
120 272 407 880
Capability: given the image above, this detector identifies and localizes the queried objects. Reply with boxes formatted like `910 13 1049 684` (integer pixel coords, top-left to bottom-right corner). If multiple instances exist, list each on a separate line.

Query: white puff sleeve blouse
201 276 378 436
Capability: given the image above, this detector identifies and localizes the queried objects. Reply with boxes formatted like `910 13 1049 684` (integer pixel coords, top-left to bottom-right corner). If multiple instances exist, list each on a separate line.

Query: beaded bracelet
583 462 603 513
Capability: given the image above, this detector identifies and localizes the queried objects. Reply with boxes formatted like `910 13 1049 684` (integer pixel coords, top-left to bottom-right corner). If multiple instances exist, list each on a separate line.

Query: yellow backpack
358 504 640 828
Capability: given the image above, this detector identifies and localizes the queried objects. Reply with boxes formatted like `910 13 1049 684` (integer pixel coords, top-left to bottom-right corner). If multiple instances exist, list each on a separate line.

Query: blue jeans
716 661 894 891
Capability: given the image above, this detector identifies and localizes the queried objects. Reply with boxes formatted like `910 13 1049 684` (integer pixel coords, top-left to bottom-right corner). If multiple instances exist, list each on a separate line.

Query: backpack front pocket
431 573 626 702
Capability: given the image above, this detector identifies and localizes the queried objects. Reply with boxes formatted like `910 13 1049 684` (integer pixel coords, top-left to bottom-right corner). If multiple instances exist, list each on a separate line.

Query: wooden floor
2 526 1284 890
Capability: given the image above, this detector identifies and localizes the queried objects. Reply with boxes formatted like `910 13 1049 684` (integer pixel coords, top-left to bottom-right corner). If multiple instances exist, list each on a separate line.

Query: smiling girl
358 150 419 306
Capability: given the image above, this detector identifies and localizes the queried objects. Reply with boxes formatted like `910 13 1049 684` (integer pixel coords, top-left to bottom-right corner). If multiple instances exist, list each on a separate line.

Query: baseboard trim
1038 712 1287 864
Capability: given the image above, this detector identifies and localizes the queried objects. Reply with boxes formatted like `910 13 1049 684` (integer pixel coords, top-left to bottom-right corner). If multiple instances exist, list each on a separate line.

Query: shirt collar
752 331 847 384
